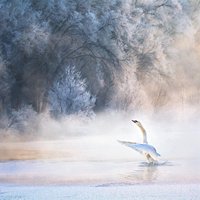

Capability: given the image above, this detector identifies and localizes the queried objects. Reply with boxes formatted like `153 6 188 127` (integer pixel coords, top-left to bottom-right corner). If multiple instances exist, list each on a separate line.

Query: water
1 184 200 200
0 159 200 200
0 158 199 185
0 136 200 199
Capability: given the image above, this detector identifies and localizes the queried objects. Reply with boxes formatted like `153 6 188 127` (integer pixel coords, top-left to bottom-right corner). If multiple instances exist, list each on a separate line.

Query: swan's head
132 120 143 127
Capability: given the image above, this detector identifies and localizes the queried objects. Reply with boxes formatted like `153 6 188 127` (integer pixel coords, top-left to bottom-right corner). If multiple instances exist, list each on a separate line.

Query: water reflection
120 161 173 185
1 158 199 186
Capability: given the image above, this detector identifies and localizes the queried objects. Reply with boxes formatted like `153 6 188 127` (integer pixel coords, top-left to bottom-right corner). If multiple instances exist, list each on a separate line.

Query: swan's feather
118 140 143 154
118 140 161 157
118 120 161 163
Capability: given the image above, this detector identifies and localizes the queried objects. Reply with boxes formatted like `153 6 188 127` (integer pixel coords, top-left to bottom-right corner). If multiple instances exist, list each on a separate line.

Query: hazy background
0 0 200 144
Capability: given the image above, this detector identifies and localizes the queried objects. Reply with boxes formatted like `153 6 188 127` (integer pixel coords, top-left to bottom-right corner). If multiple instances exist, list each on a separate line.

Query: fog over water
0 111 200 186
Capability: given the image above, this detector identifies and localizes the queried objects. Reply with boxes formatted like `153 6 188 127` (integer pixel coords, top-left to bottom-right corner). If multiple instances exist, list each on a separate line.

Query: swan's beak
132 120 138 123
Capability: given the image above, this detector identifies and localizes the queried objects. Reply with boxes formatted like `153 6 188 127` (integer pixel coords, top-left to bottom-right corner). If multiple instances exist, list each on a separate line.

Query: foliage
48 65 95 117
0 0 199 133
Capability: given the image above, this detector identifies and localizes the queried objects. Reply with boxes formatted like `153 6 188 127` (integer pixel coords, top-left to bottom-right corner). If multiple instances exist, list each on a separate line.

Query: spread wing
118 140 161 157
117 140 143 154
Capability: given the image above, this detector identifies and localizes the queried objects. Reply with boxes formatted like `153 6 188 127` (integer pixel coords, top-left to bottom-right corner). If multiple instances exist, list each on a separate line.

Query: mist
1 110 200 186
1 110 200 163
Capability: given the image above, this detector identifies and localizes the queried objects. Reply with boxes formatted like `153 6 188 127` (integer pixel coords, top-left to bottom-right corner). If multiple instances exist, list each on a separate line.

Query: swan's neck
138 125 148 144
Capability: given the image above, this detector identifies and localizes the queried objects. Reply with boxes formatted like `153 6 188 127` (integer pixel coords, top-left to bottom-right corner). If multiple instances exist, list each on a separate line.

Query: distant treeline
0 0 200 134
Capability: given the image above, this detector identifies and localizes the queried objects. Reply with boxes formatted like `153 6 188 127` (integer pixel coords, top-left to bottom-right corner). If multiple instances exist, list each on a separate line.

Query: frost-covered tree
0 56 13 114
0 1 50 112
48 65 96 117
0 105 38 135
0 0 200 125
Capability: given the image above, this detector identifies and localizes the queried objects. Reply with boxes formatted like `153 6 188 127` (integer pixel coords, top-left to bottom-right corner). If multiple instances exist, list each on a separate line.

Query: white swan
118 120 160 163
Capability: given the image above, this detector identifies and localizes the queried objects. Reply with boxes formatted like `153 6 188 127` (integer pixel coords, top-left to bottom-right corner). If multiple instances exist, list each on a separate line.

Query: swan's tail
155 151 161 157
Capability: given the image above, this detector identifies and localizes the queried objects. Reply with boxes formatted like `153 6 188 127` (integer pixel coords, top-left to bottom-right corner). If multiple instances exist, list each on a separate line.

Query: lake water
0 157 200 200
0 134 200 199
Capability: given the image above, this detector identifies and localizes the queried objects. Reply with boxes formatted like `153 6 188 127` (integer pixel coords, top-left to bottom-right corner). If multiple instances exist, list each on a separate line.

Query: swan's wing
117 140 143 154
138 144 161 158
118 141 161 157
131 143 149 154
129 143 161 158
117 140 136 146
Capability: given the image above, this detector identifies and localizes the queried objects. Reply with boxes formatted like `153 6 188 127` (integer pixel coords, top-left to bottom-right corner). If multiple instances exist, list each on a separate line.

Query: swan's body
118 120 160 163
118 140 160 162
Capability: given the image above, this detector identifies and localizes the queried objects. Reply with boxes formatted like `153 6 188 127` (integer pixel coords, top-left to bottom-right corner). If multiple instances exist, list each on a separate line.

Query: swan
118 120 160 163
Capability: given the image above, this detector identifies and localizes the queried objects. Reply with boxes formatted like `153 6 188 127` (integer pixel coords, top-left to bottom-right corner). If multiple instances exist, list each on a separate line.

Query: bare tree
48 65 96 117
